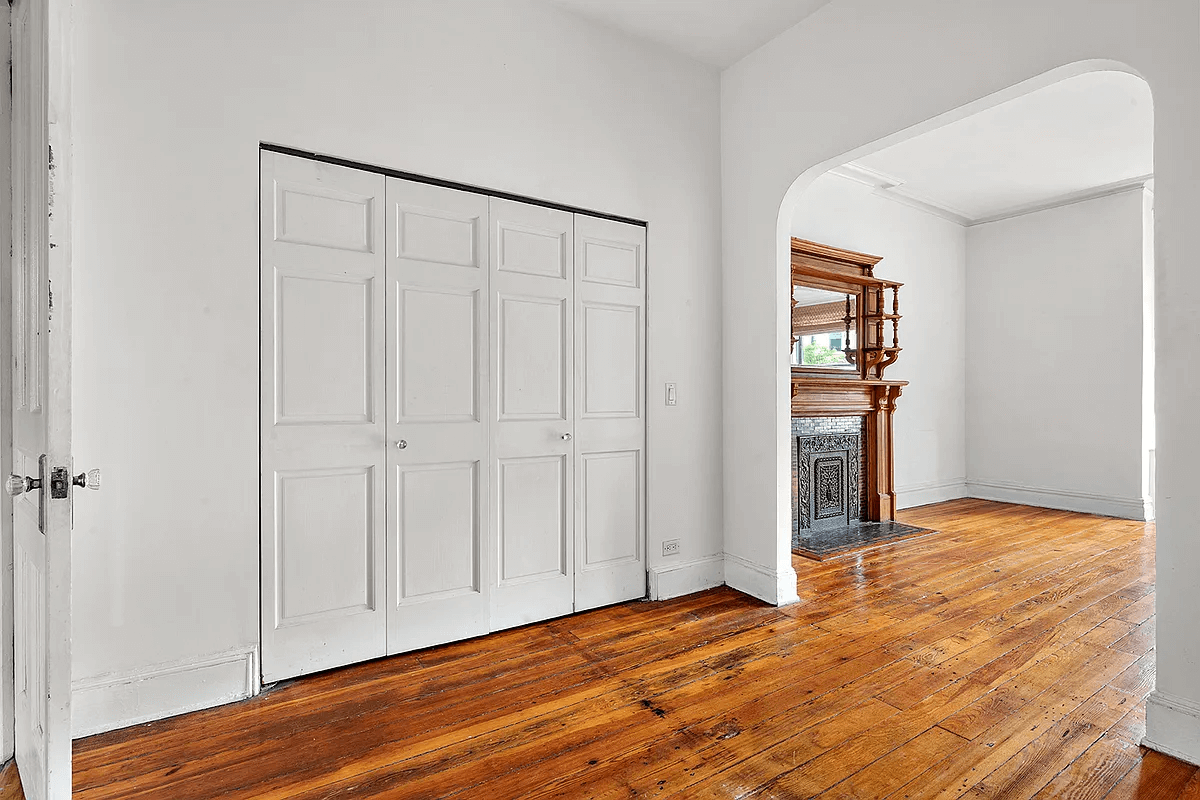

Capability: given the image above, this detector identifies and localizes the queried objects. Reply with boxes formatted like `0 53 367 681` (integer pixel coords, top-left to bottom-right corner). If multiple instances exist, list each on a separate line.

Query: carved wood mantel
791 375 904 521
790 238 908 522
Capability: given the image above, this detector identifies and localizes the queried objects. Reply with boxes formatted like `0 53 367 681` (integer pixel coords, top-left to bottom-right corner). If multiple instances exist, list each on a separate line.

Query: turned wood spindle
890 286 900 349
874 287 885 348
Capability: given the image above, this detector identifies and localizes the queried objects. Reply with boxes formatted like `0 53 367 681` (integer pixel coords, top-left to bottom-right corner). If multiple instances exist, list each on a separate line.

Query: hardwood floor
3 499 1196 798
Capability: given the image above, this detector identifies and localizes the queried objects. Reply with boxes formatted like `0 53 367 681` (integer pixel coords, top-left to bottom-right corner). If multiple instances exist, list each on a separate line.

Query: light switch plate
665 383 677 406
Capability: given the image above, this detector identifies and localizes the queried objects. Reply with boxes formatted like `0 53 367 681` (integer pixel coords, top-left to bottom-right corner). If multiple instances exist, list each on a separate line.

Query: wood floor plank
0 763 23 800
814 725 966 799
672 698 904 799
1180 771 1200 799
44 500 1195 800
1028 731 1142 799
1109 648 1157 699
570 658 925 799
1110 616 1156 657
1115 592 1156 625
1104 749 1198 799
957 686 1137 798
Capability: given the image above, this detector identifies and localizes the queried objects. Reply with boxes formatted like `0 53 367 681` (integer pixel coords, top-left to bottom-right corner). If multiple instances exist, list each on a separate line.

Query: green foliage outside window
802 341 847 366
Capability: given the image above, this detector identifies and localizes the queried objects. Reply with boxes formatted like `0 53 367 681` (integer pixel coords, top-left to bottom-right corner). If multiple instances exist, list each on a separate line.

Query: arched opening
716 0 1200 765
777 66 1154 561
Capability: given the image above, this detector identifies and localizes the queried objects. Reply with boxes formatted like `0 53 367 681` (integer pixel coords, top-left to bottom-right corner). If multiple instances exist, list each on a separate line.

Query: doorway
784 69 1155 557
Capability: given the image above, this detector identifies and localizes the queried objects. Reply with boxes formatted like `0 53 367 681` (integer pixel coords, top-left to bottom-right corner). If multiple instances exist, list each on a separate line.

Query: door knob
561 433 572 441
396 440 408 450
5 474 39 497
73 469 101 490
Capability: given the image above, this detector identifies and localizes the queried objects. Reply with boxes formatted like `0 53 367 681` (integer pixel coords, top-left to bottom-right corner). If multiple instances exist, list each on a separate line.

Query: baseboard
1145 690 1200 766
72 646 260 739
964 480 1147 520
724 552 799 606
648 555 725 601
897 479 968 509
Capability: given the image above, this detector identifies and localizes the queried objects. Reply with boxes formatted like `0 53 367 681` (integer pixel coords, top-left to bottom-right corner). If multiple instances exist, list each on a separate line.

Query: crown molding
827 163 972 226
970 173 1154 226
828 162 1154 228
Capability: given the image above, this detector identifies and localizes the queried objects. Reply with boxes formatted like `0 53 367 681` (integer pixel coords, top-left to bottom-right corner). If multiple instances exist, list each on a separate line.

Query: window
795 330 855 367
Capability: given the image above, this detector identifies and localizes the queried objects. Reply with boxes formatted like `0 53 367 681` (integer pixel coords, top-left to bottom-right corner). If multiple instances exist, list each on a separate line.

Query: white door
573 216 646 611
489 199 575 631
384 178 491 654
9 1 77 797
259 152 388 682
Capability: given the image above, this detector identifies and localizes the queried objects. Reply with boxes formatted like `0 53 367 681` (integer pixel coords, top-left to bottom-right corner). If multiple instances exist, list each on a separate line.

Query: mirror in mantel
791 284 857 370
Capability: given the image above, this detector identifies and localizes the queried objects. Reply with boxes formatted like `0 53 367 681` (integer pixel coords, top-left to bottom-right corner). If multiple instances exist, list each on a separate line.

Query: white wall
965 190 1147 519
69 0 724 734
1142 188 1156 516
790 173 967 509
719 0 1200 763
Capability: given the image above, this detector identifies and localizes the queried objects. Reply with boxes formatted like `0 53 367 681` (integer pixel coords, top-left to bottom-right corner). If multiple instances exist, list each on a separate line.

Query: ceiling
837 71 1154 225
548 0 833 68
794 285 846 306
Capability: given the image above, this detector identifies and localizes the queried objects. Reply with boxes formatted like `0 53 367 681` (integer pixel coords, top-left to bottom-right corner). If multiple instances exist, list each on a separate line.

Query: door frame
258 144 652 681
259 144 645 228
0 0 17 765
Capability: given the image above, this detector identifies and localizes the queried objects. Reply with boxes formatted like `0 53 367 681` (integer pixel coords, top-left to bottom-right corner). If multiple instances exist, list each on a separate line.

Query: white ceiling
839 71 1153 225
549 0 833 68
793 285 849 306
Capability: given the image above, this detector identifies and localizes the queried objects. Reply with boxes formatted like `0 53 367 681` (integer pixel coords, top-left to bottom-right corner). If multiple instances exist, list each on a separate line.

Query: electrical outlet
662 539 681 556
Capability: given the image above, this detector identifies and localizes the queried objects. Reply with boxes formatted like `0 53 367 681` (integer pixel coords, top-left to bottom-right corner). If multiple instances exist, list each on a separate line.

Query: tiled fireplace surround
792 416 867 533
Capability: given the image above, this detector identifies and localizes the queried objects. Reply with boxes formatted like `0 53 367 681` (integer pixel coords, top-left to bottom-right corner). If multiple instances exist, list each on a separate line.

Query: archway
780 66 1154 560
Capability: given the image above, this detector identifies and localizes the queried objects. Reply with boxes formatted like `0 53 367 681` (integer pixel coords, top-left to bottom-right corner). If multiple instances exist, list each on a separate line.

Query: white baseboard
964 480 1148 520
648 555 724 600
897 479 968 509
724 552 799 606
1145 690 1200 766
72 646 260 739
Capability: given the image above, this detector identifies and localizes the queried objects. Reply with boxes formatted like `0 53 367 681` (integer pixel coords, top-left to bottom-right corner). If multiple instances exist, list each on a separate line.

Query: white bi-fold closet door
260 151 646 682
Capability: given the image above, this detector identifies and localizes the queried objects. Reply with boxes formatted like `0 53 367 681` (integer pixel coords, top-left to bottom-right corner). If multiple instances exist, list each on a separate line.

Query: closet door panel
498 455 567 582
275 273 375 424
489 199 575 631
574 216 647 612
396 286 478 422
396 462 479 598
261 152 388 682
385 179 491 655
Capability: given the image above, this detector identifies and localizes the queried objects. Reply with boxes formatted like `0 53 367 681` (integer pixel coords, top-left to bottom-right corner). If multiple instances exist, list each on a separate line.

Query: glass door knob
6 474 39 496
72 469 101 490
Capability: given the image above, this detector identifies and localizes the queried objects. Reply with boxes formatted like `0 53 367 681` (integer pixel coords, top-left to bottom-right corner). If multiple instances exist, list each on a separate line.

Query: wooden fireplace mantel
792 371 907 521
790 374 905 417
790 235 910 524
